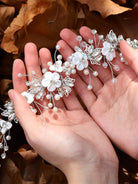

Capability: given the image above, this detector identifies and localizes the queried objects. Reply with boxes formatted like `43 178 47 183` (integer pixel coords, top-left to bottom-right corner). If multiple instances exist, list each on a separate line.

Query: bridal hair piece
0 29 138 160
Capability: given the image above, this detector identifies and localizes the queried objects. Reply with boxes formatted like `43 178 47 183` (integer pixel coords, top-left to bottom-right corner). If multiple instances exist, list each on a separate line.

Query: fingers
8 90 38 133
12 59 27 93
57 39 97 111
63 90 83 110
57 39 103 97
39 48 52 70
60 28 111 83
74 75 96 112
25 43 42 80
39 45 65 109
60 28 80 49
120 40 138 75
79 27 114 82
80 26 135 77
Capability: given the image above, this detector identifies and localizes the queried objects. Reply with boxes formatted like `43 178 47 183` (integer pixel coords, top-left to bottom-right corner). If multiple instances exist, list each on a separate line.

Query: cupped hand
9 43 118 184
59 26 138 160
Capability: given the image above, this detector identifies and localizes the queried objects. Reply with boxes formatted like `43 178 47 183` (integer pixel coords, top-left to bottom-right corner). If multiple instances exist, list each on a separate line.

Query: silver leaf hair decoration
0 29 138 160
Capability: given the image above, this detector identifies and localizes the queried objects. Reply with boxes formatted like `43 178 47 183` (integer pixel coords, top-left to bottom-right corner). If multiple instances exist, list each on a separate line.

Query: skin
59 26 138 160
8 42 118 184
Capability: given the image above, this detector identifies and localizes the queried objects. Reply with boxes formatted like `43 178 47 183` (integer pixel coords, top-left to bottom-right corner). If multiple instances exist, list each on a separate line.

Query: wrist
64 160 119 184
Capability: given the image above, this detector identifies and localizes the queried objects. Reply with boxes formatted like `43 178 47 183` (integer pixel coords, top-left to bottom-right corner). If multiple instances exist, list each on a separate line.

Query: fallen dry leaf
76 0 131 17
0 145 67 184
112 0 127 6
81 4 138 40
1 0 79 54
0 5 15 41
0 0 26 10
0 79 12 102
1 0 56 54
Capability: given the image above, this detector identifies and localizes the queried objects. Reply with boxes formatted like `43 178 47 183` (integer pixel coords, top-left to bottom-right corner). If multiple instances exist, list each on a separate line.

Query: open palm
59 26 138 160
10 42 118 180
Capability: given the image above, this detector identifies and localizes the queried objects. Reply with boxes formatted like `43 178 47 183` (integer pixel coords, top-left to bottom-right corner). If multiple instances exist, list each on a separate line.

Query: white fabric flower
41 72 61 92
49 60 63 72
72 51 88 71
21 92 34 104
0 120 12 135
102 41 116 61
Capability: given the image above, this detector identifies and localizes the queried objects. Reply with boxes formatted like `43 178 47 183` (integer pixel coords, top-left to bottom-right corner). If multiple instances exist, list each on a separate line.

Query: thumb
120 40 138 75
8 89 37 132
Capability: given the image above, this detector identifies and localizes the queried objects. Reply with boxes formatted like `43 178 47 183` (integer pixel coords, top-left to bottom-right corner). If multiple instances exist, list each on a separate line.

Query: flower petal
102 47 109 55
72 56 79 65
55 80 61 88
52 72 60 80
44 71 52 79
47 84 56 92
106 52 114 61
49 65 55 71
83 60 88 68
41 78 50 87
77 63 84 71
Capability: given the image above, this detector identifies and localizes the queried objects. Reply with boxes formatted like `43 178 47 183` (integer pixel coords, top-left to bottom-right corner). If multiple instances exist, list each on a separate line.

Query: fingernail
8 90 16 101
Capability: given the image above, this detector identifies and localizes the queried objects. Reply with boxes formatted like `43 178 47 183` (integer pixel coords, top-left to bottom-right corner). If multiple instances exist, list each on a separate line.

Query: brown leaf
0 79 12 102
76 0 131 17
82 4 138 39
0 5 15 41
0 0 26 10
112 0 127 6
0 0 57 54
1 0 79 54
0 145 67 184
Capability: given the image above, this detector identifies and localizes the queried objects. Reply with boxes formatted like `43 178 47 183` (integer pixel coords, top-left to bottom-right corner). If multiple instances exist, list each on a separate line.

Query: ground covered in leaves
0 0 138 183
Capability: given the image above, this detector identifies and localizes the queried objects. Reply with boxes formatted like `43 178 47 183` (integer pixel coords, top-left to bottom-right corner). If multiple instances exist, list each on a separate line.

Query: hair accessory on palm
0 29 138 160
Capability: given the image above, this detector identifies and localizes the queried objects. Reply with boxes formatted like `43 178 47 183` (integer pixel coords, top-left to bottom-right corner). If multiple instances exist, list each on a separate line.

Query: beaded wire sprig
0 29 138 160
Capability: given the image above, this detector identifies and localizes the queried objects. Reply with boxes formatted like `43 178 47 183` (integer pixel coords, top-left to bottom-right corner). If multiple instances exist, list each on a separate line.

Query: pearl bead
54 94 60 100
91 29 97 35
120 57 124 62
0 143 3 149
47 61 52 66
93 71 98 77
65 61 70 67
87 85 93 90
48 103 53 108
1 153 6 159
56 45 60 50
112 78 117 84
119 53 122 57
17 73 22 77
4 146 8 152
99 35 104 40
46 94 51 99
76 35 82 42
102 62 108 68
6 135 11 141
71 69 76 74
53 107 58 111
83 69 89 75
42 68 47 73
70 63 75 68
57 55 62 60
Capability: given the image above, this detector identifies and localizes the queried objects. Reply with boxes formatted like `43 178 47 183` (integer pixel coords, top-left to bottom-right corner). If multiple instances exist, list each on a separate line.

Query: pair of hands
9 26 138 184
